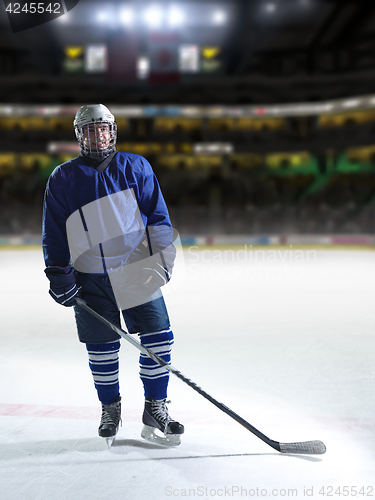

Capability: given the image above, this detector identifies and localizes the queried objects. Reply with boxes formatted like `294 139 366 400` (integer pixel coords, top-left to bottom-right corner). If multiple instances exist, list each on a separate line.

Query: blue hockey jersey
42 152 173 275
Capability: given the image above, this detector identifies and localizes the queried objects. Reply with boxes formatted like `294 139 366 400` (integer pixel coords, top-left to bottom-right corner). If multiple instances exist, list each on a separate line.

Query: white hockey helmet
74 104 117 158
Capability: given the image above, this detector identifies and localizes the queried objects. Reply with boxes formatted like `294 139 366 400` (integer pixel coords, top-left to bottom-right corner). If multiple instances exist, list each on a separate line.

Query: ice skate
141 398 184 447
98 396 121 448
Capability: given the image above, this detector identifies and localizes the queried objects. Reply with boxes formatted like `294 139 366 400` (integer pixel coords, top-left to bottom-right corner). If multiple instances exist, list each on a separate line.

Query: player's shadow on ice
110 439 323 462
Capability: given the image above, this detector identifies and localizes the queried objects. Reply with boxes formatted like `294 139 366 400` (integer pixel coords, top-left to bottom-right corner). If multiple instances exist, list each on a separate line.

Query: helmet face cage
73 104 117 159
75 119 117 158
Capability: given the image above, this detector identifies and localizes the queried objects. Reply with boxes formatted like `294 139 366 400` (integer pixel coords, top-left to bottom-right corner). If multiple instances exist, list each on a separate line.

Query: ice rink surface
1 246 375 499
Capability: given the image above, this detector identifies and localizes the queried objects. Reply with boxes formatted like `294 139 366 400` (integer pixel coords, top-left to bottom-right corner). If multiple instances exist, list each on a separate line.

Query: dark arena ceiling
1 0 375 105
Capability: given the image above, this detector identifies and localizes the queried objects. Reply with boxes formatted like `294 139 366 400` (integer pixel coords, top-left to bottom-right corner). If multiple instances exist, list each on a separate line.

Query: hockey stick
75 297 326 455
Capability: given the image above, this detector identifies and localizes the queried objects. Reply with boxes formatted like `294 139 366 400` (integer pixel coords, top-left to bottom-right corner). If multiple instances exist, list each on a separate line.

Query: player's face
82 123 111 150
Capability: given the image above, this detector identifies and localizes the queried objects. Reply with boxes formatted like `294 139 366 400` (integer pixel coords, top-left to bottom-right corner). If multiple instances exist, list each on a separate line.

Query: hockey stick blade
75 297 326 455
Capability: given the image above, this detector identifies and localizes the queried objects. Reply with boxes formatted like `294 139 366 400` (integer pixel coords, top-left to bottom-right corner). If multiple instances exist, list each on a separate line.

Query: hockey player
42 104 184 447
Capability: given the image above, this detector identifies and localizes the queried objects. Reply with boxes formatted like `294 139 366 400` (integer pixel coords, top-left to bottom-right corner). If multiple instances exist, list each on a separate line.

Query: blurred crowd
2 156 374 236
2 121 375 238
160 167 375 235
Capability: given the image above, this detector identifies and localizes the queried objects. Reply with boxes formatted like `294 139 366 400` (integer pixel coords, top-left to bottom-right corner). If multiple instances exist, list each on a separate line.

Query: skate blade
105 437 115 448
141 425 181 447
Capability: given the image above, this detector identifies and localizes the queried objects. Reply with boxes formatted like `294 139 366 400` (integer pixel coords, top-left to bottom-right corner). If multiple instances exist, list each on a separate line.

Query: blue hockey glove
44 265 81 307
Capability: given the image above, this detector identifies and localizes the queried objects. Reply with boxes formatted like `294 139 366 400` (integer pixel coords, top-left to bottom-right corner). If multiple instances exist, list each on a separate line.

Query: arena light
97 10 109 23
0 105 14 115
137 56 150 79
265 3 277 13
57 12 70 22
182 106 201 116
168 5 184 27
194 143 233 154
143 5 164 28
120 6 135 26
212 9 227 25
47 142 81 154
343 99 360 108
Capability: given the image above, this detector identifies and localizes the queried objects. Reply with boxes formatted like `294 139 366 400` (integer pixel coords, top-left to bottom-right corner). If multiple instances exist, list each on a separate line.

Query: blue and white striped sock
86 340 120 405
139 328 174 400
